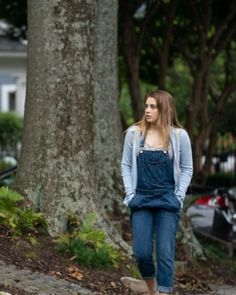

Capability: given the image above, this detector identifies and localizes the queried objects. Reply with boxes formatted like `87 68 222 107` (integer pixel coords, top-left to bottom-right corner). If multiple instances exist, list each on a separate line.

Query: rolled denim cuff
157 284 173 293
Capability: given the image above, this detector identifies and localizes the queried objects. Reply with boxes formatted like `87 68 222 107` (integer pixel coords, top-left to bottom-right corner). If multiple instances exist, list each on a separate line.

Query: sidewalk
1 258 236 295
209 284 236 295
0 259 92 295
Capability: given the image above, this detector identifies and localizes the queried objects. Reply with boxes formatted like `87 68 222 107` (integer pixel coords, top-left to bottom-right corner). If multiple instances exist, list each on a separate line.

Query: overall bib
130 139 180 293
129 139 180 211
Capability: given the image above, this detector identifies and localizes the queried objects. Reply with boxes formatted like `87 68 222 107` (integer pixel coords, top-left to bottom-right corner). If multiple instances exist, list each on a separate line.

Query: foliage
206 173 236 188
55 212 121 269
0 112 23 158
0 156 17 187
199 237 236 273
0 0 27 39
0 186 23 234
20 209 47 234
0 187 47 236
216 132 236 153
165 58 192 124
0 159 13 172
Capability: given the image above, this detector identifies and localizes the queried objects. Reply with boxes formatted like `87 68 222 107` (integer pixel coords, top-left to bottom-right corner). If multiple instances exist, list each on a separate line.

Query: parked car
187 187 236 242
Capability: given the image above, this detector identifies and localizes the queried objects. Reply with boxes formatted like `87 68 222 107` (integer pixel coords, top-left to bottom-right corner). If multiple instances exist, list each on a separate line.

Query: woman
121 90 193 295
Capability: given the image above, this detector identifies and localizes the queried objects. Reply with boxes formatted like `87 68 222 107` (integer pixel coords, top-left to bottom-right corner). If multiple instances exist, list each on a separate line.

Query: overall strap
140 136 145 148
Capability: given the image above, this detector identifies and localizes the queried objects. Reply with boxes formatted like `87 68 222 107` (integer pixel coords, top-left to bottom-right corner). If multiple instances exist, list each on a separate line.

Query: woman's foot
121 277 149 293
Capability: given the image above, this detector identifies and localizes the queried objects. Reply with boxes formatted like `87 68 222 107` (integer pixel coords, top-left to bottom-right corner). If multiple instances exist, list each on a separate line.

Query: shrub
206 173 235 188
0 186 23 234
0 187 47 236
20 209 47 234
55 212 120 269
0 112 23 158
0 156 17 187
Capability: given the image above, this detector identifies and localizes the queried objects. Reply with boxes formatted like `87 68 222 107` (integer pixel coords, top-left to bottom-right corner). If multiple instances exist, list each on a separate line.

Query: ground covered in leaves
0 225 236 295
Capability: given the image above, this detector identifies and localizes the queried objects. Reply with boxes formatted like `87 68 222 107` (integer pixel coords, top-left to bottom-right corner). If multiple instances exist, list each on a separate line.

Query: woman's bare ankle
144 278 157 295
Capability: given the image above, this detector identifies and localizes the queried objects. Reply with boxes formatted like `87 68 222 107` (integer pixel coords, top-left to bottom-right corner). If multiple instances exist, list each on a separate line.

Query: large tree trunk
16 0 97 233
15 0 129 252
93 0 124 213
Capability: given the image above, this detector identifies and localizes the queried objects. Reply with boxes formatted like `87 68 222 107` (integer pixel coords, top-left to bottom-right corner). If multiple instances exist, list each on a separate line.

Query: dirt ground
0 221 235 295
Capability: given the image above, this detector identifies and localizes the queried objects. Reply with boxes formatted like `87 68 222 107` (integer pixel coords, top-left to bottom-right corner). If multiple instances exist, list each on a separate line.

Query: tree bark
203 127 218 178
16 0 97 234
15 0 129 253
93 0 124 213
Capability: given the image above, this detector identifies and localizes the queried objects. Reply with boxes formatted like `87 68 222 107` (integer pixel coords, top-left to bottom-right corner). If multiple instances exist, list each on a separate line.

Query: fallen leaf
50 271 62 277
69 255 77 261
110 281 116 288
66 265 84 281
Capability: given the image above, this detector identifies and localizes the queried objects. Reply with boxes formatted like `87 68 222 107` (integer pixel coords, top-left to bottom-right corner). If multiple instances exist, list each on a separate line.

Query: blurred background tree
1 0 235 185
118 0 236 183
0 0 235 226
0 0 27 39
0 112 22 156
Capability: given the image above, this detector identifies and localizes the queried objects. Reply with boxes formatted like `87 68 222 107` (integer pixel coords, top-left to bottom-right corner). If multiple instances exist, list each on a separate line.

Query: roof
0 21 26 57
0 73 16 84
0 36 26 57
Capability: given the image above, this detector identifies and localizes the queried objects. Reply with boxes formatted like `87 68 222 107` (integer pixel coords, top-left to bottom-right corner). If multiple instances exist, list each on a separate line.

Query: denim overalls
130 138 180 293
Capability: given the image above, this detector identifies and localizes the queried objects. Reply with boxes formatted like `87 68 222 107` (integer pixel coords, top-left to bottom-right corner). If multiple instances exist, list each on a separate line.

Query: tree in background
3 0 236 184
119 0 177 121
174 0 236 182
15 0 128 251
1 0 208 259
119 0 236 183
0 0 27 39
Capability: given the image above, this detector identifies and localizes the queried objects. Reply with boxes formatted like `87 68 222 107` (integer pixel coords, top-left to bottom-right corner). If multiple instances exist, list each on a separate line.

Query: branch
189 0 203 29
137 0 161 55
162 0 177 52
119 0 146 15
209 44 235 110
209 86 218 104
224 45 232 85
189 0 212 59
209 0 236 52
135 0 147 14
147 34 162 60
213 23 236 60
175 34 196 75
208 82 236 127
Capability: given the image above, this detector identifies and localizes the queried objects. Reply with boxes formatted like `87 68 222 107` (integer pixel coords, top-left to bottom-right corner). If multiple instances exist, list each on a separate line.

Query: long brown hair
136 90 182 148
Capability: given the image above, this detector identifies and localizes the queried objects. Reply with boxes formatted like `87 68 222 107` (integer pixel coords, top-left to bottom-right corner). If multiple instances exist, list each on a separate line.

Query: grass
199 237 236 273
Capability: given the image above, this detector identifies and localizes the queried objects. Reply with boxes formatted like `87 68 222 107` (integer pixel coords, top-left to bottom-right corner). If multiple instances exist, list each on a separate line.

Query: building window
9 91 16 111
1 84 16 112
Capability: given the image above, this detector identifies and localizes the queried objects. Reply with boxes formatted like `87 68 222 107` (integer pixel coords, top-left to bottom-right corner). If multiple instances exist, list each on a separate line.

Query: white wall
0 55 26 117
16 75 26 117
1 84 16 112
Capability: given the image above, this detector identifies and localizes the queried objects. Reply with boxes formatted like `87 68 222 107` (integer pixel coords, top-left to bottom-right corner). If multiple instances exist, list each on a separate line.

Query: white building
0 22 26 117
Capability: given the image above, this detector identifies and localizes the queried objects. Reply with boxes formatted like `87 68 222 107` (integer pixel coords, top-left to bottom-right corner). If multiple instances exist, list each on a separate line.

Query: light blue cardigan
121 125 193 207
